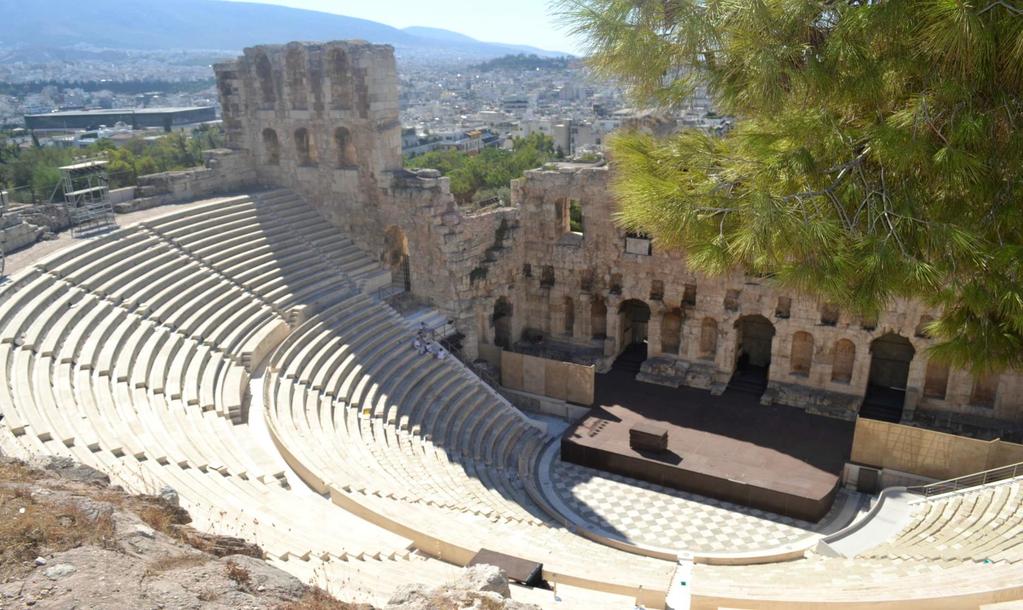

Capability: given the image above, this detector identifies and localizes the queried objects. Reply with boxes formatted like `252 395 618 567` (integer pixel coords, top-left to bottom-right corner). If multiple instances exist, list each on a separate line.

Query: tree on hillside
405 134 556 205
557 0 1023 371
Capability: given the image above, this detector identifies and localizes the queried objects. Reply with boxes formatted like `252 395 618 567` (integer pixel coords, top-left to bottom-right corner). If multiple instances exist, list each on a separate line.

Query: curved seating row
0 193 437 601
263 293 676 605
861 479 1023 563
691 478 1023 608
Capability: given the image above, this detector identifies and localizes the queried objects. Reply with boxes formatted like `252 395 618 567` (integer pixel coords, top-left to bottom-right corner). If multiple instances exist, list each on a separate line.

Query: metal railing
907 461 1023 497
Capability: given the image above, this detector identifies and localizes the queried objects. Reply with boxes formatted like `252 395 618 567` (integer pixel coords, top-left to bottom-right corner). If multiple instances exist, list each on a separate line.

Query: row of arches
253 47 356 112
494 295 1004 415
261 127 357 168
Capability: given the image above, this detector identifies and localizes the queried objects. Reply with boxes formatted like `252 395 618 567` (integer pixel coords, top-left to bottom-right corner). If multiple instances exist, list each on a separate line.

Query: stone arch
660 307 683 356
261 128 280 165
734 314 775 370
864 333 916 421
328 47 353 110
493 297 513 349
700 317 718 360
831 339 855 384
294 127 317 166
790 331 814 376
285 46 308 110
335 127 357 168
618 299 651 347
255 53 275 107
868 333 915 390
590 296 607 340
382 226 410 292
563 296 575 336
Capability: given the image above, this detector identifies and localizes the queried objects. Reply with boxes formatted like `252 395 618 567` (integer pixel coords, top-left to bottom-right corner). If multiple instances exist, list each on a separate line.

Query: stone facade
213 41 1023 435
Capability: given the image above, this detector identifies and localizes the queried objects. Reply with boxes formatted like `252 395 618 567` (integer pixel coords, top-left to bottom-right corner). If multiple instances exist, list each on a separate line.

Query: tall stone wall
471 164 1023 430
212 40 1022 434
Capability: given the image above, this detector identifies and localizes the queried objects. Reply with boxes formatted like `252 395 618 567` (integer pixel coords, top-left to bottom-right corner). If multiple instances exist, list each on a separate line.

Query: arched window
261 128 280 165
790 331 814 376
335 127 357 167
294 128 317 166
493 297 513 349
971 373 999 408
831 339 855 383
255 53 275 107
915 315 934 338
563 296 575 336
328 47 353 110
285 47 308 110
661 308 683 356
590 296 607 340
700 317 718 360
923 359 949 399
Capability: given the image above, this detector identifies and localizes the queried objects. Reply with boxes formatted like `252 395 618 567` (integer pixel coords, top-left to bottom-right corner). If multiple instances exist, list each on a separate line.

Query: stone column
646 301 665 356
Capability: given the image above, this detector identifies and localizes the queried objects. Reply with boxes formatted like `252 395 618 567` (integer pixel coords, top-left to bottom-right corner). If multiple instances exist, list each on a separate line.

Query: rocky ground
0 456 538 610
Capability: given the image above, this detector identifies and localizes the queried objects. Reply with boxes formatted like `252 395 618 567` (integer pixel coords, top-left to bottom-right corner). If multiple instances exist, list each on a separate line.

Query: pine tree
557 0 1023 371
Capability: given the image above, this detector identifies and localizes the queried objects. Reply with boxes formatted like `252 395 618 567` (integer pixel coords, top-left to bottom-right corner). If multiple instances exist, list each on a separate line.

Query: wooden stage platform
560 365 855 522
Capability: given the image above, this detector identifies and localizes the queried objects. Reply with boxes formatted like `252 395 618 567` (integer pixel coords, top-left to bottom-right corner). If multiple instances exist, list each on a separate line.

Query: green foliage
0 125 222 202
405 133 555 205
569 200 583 233
470 54 572 72
558 0 1023 372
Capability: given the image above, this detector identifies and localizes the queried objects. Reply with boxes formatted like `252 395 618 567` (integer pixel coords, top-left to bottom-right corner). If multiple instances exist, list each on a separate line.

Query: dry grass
225 559 251 587
137 503 174 534
276 588 366 610
145 553 210 575
0 461 42 484
0 487 116 579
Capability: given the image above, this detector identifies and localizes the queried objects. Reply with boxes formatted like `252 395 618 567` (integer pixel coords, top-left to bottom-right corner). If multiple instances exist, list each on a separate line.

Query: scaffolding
59 159 116 237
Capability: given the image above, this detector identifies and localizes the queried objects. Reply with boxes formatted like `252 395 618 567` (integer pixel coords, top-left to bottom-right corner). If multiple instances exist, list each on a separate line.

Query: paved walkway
3 195 244 276
548 455 864 553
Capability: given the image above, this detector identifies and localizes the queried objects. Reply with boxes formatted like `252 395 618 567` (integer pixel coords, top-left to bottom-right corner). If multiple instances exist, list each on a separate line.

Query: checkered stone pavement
549 457 862 553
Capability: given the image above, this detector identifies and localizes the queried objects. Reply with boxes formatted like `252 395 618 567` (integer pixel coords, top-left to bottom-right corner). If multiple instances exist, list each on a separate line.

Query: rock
158 486 179 507
36 456 110 486
43 564 76 580
386 583 429 606
133 525 156 539
34 557 47 567
449 564 511 598
169 526 263 559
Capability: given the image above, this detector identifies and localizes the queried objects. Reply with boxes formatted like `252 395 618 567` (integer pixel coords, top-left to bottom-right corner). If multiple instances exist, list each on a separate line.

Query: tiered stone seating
691 478 1023 608
861 479 1023 563
0 195 427 597
0 190 670 608
263 293 675 605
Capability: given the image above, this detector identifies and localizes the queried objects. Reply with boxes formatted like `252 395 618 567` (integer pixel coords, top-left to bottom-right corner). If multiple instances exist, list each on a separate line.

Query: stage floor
561 365 855 521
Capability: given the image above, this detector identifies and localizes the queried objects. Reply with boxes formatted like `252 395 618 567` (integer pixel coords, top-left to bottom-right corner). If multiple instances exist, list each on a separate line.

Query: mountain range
0 0 569 59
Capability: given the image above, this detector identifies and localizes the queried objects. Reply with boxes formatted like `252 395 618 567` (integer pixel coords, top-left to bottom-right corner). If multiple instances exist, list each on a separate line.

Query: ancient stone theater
1 41 1022 609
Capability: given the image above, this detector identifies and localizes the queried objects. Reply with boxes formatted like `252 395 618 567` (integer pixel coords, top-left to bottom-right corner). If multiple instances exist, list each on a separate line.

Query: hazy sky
223 0 582 54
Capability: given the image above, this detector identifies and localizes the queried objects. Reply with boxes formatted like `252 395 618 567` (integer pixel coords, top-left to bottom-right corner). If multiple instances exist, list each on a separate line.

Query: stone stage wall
209 40 1023 435
852 418 1023 480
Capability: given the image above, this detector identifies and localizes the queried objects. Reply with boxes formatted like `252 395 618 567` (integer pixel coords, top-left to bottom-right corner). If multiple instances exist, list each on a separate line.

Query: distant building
24 106 216 132
502 97 529 114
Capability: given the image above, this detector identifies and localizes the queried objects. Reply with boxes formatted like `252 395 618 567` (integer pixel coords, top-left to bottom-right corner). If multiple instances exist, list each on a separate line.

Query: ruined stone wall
212 40 1022 431
214 42 497 350
214 41 402 256
479 165 1023 428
